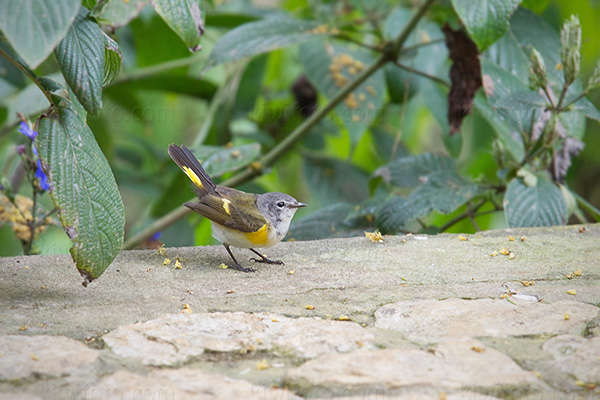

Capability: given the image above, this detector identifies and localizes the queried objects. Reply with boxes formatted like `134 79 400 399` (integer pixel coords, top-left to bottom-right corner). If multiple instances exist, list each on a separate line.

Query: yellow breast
244 224 269 245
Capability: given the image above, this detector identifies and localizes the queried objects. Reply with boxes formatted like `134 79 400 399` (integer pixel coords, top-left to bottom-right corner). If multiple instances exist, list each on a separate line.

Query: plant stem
555 82 569 110
122 0 437 250
392 60 450 87
390 0 436 59
439 200 488 232
0 48 53 104
572 191 600 221
24 189 38 255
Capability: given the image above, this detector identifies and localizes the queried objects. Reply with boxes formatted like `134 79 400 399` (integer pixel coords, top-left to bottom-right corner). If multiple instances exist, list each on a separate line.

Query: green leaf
201 143 261 177
303 155 370 207
503 175 567 227
374 153 455 188
150 0 205 51
207 18 330 67
91 0 147 27
377 170 479 233
299 40 385 145
568 97 600 122
451 0 522 51
411 170 479 214
288 203 354 241
493 90 547 111
102 32 122 86
37 100 125 284
0 0 81 68
55 8 105 115
473 93 525 162
376 195 424 233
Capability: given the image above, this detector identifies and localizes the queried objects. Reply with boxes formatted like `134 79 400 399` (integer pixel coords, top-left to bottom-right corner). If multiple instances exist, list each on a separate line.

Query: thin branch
555 82 569 110
0 48 53 104
392 60 450 87
402 38 445 53
559 91 587 111
122 0 438 250
542 86 556 109
333 33 383 52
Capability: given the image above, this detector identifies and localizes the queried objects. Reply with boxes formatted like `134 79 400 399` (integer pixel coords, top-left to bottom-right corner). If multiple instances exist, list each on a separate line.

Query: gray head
256 192 306 237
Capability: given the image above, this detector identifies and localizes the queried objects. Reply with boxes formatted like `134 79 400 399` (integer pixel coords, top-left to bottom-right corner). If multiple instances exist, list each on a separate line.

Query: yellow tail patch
244 224 269 245
182 166 204 189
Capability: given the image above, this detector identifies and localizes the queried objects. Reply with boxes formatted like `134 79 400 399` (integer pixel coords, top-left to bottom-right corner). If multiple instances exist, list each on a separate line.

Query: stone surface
374 298 599 344
314 393 501 400
540 335 600 390
0 225 599 400
0 393 42 400
103 312 375 365
85 368 302 400
286 337 542 397
2 225 599 340
0 335 98 381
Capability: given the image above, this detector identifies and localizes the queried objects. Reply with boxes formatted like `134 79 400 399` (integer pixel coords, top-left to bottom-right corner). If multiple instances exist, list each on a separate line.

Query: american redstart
168 144 306 272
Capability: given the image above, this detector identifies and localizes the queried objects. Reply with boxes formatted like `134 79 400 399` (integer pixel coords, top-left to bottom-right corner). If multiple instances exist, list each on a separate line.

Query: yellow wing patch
244 224 269 245
182 166 204 189
222 198 232 215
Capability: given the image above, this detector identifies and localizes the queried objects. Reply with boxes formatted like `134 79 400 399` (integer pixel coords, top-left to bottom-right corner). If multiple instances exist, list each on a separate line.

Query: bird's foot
228 263 257 273
249 255 284 265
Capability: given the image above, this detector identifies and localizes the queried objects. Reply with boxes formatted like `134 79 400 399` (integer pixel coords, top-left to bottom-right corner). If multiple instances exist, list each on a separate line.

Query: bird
168 144 306 272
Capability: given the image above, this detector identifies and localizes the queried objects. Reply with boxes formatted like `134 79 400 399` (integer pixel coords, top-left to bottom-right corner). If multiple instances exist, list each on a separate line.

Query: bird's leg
249 248 284 265
223 244 256 272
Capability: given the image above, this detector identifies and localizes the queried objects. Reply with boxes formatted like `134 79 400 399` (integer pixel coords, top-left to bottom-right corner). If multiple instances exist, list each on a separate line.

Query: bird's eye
277 201 285 208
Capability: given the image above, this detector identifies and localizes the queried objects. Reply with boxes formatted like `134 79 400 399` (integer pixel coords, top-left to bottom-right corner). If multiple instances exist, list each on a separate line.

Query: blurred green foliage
1 0 600 279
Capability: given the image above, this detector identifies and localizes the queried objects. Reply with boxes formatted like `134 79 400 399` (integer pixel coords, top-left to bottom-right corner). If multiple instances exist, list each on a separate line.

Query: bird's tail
168 144 216 197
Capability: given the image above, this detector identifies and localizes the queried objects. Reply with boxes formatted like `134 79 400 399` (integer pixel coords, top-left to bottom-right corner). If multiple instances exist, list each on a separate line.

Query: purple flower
151 231 162 241
35 159 50 191
18 121 38 139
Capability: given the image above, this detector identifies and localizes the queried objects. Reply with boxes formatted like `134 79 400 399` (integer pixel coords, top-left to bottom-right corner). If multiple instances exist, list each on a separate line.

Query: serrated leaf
299 40 385 145
55 8 105 115
412 170 479 214
150 0 204 51
374 153 455 188
287 202 354 241
102 31 122 86
376 170 479 233
0 0 81 68
91 0 147 27
504 176 567 227
473 93 525 162
207 18 330 67
376 195 425 234
568 97 600 122
451 0 522 51
37 100 125 284
493 90 547 112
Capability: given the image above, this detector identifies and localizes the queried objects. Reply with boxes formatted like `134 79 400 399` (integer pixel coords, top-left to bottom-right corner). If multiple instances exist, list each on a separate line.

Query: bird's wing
184 189 266 233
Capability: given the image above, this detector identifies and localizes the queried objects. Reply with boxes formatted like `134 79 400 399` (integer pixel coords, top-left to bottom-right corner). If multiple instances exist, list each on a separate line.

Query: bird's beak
291 202 307 208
